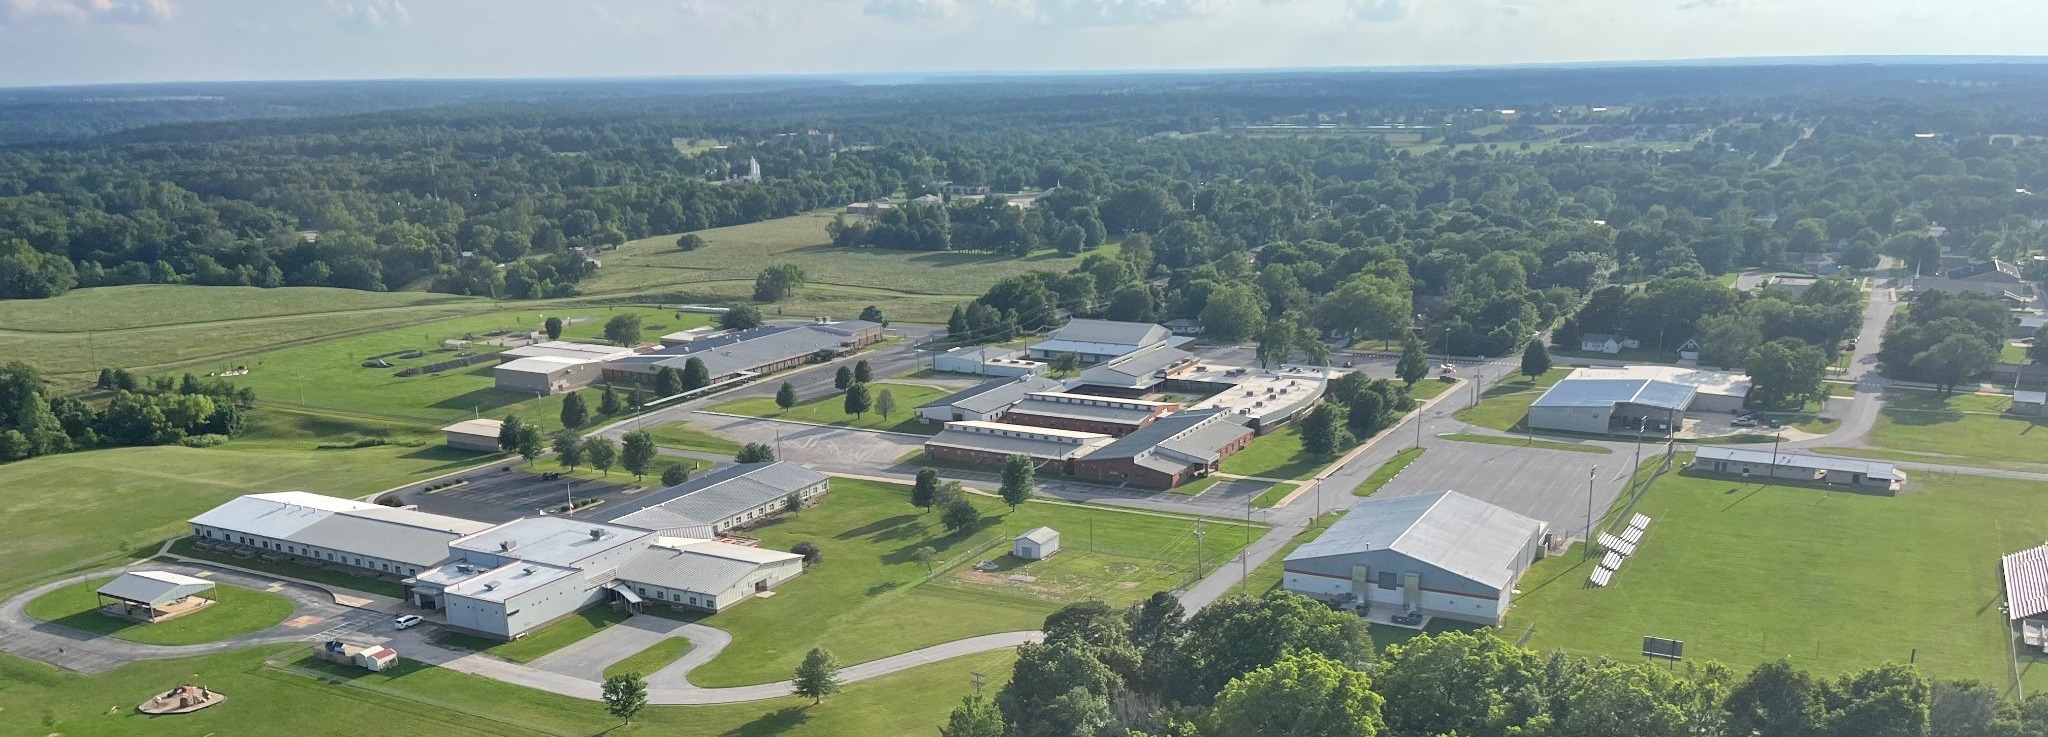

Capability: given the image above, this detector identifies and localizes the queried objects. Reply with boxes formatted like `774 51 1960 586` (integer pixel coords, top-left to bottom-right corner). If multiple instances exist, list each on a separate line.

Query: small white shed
1014 527 1060 560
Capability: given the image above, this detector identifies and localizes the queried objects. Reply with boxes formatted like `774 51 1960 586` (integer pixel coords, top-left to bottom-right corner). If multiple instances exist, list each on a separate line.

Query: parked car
1767 419 1783 429
1732 417 1757 427
394 614 423 630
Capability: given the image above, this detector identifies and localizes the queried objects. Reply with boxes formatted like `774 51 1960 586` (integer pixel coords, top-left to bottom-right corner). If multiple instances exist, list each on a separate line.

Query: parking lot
1377 439 1632 539
390 468 641 523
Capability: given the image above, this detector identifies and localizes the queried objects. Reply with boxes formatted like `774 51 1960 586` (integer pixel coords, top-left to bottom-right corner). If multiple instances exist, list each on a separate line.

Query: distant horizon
5 0 2047 89
6 53 2048 93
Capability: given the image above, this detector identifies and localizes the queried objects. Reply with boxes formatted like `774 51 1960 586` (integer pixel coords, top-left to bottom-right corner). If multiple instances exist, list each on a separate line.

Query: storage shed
1014 527 1060 560
97 571 217 623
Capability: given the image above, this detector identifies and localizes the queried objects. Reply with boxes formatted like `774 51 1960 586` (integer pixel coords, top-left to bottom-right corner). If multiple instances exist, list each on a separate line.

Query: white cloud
864 0 1231 26
0 0 173 25
1347 0 1406 22
329 0 408 34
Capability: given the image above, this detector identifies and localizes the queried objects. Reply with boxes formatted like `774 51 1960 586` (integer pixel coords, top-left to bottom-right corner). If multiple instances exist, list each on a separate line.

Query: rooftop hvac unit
482 582 497 591
456 564 474 573
522 567 535 575
590 528 606 540
499 539 517 551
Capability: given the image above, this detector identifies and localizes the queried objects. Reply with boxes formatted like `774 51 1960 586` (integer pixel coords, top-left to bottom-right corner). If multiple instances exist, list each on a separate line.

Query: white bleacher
1629 514 1651 530
1598 533 1636 557
1602 551 1624 570
1621 526 1644 545
1589 567 1614 587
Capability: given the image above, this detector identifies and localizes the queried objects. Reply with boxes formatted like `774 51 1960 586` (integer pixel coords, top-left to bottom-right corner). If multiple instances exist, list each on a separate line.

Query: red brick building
922 421 1113 473
1000 392 1178 437
1069 409 1255 489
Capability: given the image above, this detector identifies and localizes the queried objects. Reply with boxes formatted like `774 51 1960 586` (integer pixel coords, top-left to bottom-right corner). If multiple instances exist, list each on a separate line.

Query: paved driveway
683 412 926 469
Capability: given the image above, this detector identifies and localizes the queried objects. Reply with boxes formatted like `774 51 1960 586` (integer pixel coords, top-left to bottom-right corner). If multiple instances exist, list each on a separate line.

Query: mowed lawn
1453 368 1569 431
437 607 632 663
0 643 1016 737
1219 426 1329 480
645 422 747 455
25 576 295 645
0 441 484 596
222 306 709 430
582 211 1118 323
682 478 1259 686
1508 466 2048 690
606 636 695 679
1818 389 2048 472
0 284 482 333
709 382 951 435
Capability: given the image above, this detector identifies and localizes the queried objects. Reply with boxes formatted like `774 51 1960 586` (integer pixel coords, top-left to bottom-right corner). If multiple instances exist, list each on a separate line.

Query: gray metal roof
1286 490 1545 591
2016 390 2047 405
2005 542 2048 620
603 462 828 530
1693 447 1902 481
917 375 1062 415
611 324 855 378
925 426 1108 460
1087 408 1250 465
97 571 215 607
1075 343 1196 389
290 508 491 568
1018 527 1059 544
450 517 653 567
189 492 381 540
1006 395 1162 425
1042 319 1170 349
1531 377 1696 411
618 542 798 595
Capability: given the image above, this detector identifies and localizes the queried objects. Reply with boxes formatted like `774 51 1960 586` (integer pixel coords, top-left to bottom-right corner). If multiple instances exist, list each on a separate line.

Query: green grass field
580 211 1118 324
1453 368 1570 431
605 637 695 680
437 607 633 663
1438 432 1612 454
0 643 1015 737
1507 465 2048 690
1243 511 1347 595
1250 482 1298 508
708 382 951 435
1818 390 2048 472
220 306 709 431
23 576 294 645
0 441 483 596
1406 378 1456 402
645 422 748 455
680 478 1259 686
1351 447 1424 497
1219 426 1332 480
0 285 483 333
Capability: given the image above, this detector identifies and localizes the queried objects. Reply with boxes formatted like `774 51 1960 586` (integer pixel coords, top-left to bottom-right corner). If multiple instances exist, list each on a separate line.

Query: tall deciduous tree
1397 334 1428 386
553 432 584 470
876 389 897 419
942 497 981 532
754 263 808 302
792 648 844 704
602 672 647 724
1301 404 1350 458
681 357 711 391
654 366 683 397
660 463 690 486
859 305 887 325
835 365 853 390
844 382 873 418
543 316 564 341
1747 337 1830 408
598 385 623 415
776 381 799 412
1051 352 1081 376
1208 651 1385 737
941 694 1006 737
736 442 776 463
675 233 706 251
1200 284 1267 343
912 468 940 512
720 303 764 330
620 430 656 480
1375 630 1545 737
854 359 874 384
1520 340 1552 380
1000 454 1034 509
559 391 589 429
585 436 617 476
498 415 526 452
603 314 642 346
515 424 543 466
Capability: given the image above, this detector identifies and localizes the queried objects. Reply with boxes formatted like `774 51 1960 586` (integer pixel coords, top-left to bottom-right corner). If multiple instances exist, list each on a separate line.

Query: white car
393 614 424 630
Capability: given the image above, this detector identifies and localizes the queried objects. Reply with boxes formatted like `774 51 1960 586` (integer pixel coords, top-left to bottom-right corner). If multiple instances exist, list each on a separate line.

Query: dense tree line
950 591 2048 737
1878 290 2013 393
0 363 253 463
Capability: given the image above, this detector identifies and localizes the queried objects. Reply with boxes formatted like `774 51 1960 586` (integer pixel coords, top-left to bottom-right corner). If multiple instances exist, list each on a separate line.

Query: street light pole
1584 464 1597 561
1193 525 1206 579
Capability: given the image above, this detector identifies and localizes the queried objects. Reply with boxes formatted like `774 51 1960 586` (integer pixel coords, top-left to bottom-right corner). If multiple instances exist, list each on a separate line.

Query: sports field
0 643 1015 737
217 306 709 431
0 441 482 596
1818 389 2048 472
682 478 1260 687
580 211 1116 324
1507 464 2048 691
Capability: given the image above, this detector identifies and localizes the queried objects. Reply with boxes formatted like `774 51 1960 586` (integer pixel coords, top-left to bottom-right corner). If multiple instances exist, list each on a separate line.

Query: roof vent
483 582 497 591
590 528 606 540
499 539 517 551
522 567 535 575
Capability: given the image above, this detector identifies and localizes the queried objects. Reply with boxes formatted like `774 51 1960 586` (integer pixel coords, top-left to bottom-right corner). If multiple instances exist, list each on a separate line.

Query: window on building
1377 572 1398 590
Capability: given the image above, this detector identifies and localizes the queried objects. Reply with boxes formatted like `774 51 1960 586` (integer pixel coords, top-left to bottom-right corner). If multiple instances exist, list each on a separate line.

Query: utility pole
1584 465 1597 560
1241 499 1253 593
970 671 986 696
1193 524 1206 579
1769 432 1782 481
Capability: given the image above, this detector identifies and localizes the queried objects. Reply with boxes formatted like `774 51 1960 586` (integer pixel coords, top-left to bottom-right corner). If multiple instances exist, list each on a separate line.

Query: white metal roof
97 571 215 606
618 539 800 595
451 517 654 567
501 341 637 361
2006 542 2048 621
442 418 504 436
189 492 380 540
496 355 591 374
1285 491 1546 591
2015 390 2047 405
1018 527 1059 544
1039 319 1170 350
603 462 828 532
291 508 493 569
442 560 581 603
1693 447 1902 481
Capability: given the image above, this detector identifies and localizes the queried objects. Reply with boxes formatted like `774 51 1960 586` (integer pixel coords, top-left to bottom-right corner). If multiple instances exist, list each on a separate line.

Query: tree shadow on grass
834 514 922 541
722 706 813 737
428 387 542 414
1880 391 1965 427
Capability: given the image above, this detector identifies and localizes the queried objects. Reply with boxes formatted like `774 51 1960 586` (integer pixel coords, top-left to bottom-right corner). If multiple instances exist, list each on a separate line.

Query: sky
1 0 2045 87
